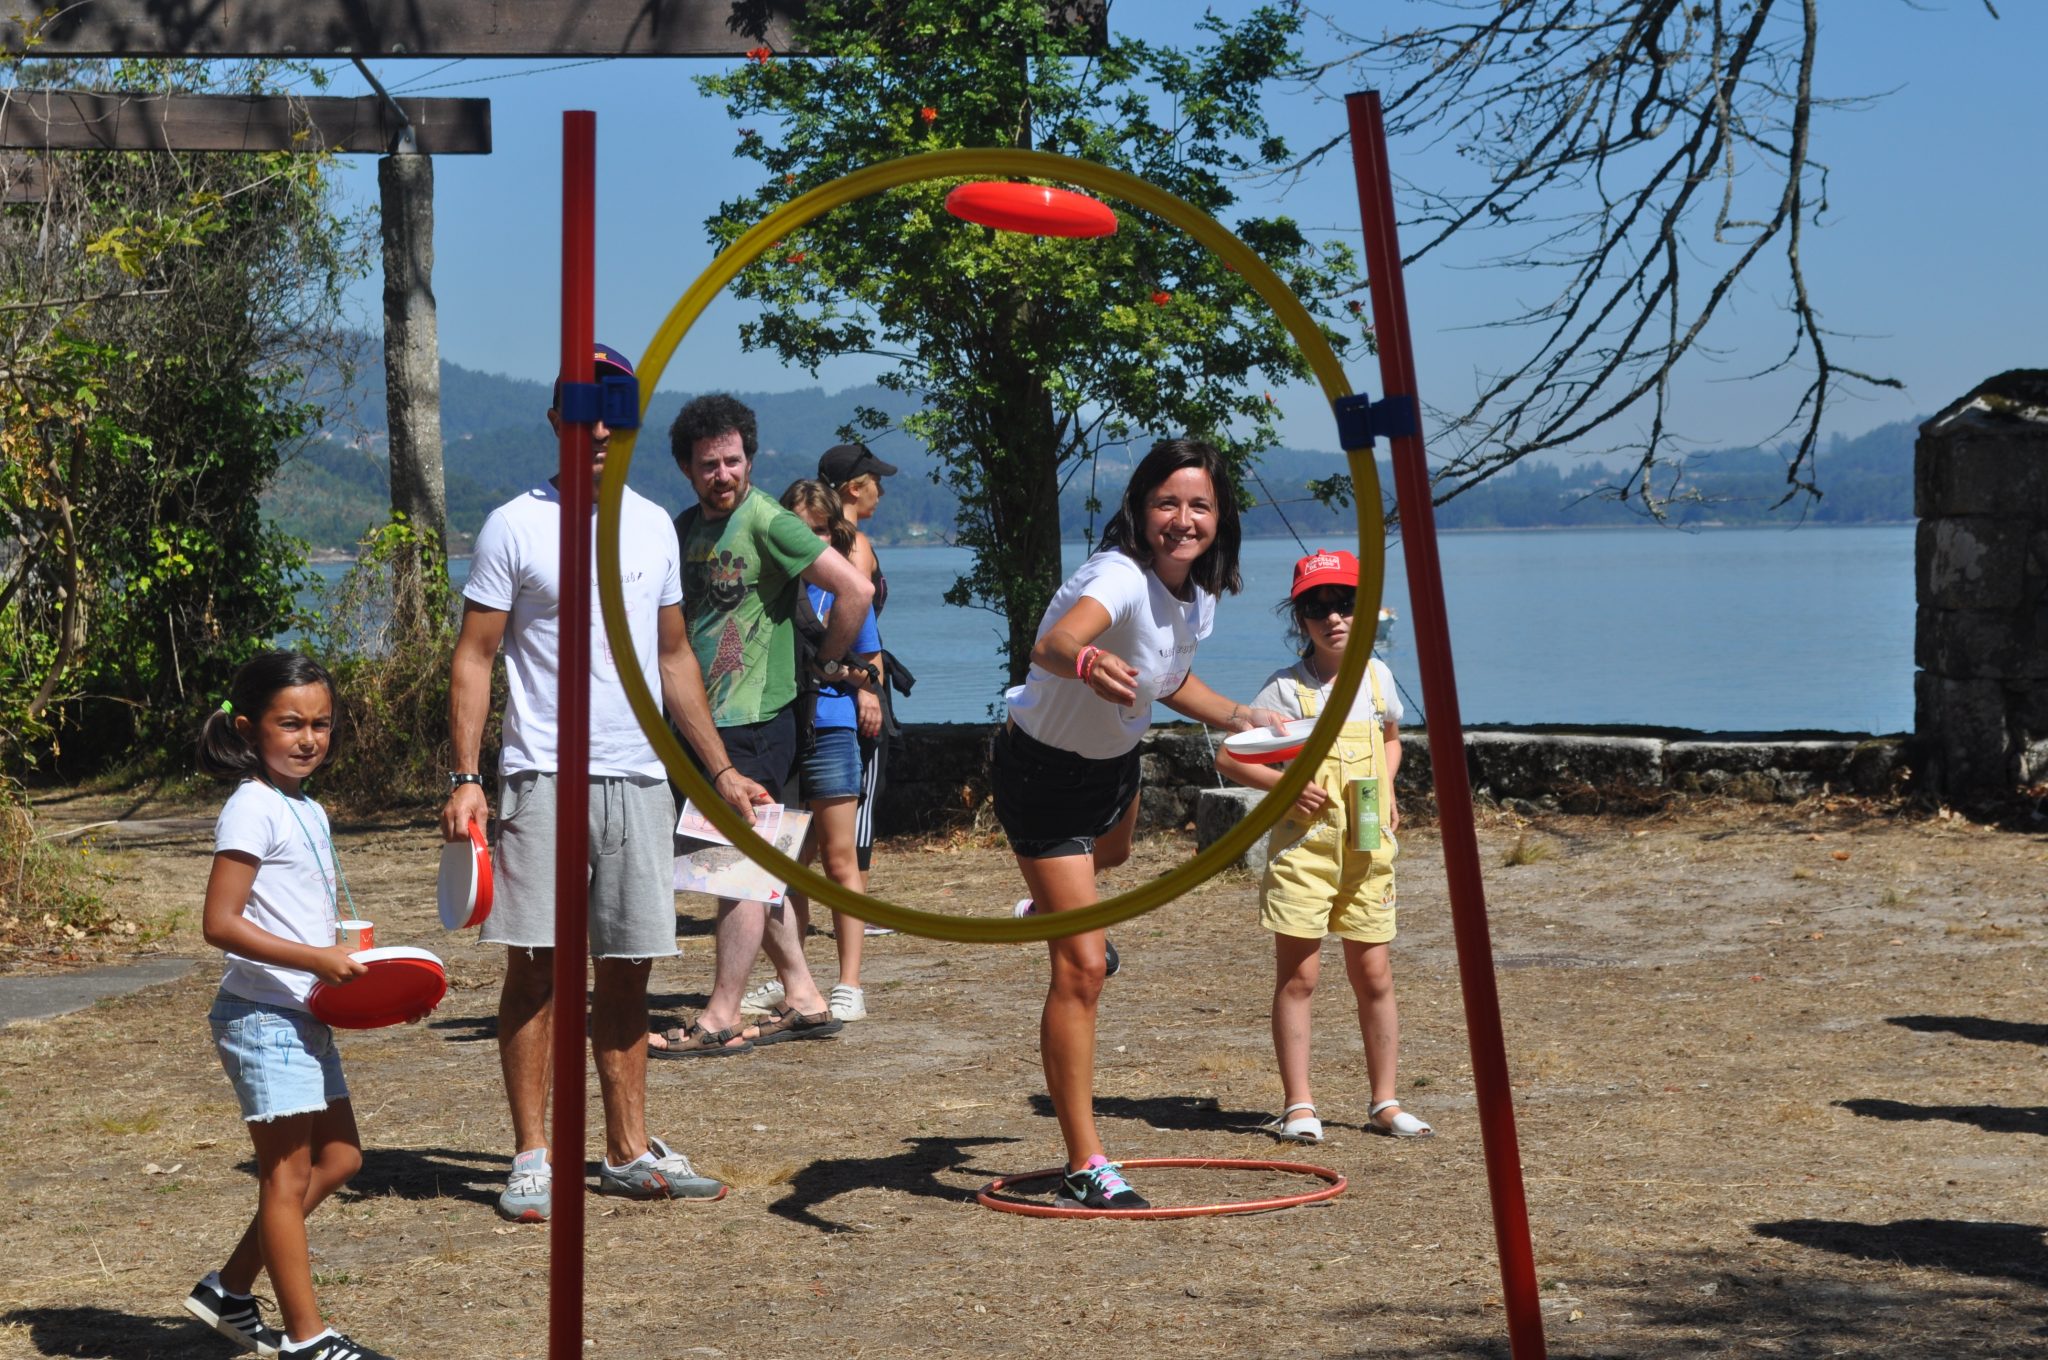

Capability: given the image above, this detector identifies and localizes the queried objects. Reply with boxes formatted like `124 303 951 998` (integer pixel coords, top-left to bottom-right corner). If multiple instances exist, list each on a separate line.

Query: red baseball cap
1290 549 1359 599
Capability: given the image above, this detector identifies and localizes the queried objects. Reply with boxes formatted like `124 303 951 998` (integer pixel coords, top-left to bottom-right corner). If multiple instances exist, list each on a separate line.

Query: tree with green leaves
699 1 1369 681
0 59 365 771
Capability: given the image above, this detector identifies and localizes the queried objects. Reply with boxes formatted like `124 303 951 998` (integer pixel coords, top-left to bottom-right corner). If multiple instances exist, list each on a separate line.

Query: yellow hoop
597 147 1382 943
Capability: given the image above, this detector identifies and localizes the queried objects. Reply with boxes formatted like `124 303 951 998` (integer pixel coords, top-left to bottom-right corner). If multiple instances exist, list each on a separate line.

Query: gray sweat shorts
481 771 679 959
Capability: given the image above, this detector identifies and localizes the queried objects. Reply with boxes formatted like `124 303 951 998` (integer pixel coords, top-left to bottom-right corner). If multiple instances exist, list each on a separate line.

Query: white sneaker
1012 898 1035 917
738 979 785 1016
828 983 867 1022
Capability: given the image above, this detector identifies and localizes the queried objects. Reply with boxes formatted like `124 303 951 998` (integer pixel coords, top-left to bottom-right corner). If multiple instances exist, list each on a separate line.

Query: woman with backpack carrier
771 479 885 1023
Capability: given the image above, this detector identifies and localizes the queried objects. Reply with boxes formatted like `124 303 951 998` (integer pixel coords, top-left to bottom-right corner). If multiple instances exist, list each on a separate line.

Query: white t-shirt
1250 656 1405 727
1005 550 1215 758
214 779 339 1010
464 482 683 778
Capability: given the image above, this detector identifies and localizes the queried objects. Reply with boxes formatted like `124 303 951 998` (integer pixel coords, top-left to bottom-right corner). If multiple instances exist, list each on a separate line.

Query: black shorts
990 722 1142 860
695 705 799 806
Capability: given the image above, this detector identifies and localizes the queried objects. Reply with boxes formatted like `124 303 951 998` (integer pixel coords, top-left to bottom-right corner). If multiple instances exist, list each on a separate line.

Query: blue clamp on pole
556 374 642 430
599 373 641 430
1332 392 1420 448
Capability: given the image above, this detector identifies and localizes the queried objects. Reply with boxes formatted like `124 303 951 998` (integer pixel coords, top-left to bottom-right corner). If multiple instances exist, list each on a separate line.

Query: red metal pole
549 109 596 1360
1345 90 1547 1360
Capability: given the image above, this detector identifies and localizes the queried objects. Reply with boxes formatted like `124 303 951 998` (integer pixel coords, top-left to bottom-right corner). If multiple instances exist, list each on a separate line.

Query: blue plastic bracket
557 374 641 429
1331 392 1419 448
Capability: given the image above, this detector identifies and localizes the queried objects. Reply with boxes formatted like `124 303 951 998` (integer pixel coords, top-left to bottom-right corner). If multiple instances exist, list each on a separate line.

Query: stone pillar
1914 371 2048 799
379 152 447 551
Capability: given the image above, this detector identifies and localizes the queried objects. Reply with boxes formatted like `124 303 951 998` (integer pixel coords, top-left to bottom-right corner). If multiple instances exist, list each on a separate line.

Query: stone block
1923 517 2031 612
1138 727 1223 787
875 723 995 837
1846 739 1907 796
1195 787 1276 875
1915 674 2015 796
1918 608 2036 681
2014 680 2048 737
1463 732 1664 798
1916 423 2048 518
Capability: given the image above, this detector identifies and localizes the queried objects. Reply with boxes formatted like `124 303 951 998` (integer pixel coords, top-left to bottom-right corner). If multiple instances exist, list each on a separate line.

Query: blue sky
318 0 2041 460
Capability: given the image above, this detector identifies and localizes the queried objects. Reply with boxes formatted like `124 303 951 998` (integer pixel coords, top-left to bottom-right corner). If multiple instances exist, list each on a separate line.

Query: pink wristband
1076 645 1101 681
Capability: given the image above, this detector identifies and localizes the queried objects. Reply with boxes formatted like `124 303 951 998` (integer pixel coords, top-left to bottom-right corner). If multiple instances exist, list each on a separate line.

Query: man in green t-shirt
649 393 876 1058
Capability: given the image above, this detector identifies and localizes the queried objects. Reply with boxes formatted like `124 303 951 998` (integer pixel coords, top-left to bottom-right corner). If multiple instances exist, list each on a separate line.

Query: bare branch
1282 0 1985 513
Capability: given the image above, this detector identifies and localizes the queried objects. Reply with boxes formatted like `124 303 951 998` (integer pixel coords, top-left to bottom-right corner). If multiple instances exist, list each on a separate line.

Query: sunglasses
1294 588 1356 620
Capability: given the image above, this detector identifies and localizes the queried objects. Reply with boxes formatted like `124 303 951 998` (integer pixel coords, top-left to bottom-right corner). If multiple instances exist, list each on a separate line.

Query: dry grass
85 1109 162 1136
6 794 2048 1359
1502 833 1556 866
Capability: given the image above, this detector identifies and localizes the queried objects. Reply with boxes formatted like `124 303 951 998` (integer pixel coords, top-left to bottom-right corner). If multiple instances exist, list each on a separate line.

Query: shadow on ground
3 1306 217 1360
1756 1217 2048 1288
768 1135 1016 1233
1888 1014 2048 1047
229 1145 509 1208
1836 1097 2048 1137
1027 1091 1271 1135
1315 1232 2048 1358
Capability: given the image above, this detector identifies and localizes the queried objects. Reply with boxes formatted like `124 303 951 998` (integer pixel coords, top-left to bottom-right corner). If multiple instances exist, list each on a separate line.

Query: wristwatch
448 772 484 790
818 657 848 682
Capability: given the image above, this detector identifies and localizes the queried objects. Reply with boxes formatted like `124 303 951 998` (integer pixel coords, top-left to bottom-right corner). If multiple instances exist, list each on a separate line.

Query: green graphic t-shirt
678 487 825 726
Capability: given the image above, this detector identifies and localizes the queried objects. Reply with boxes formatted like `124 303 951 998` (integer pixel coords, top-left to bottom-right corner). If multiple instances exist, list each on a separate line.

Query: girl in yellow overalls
1216 549 1434 1143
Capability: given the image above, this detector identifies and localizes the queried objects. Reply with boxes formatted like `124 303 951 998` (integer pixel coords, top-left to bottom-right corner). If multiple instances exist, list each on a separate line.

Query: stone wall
1914 371 2048 798
874 721 1908 841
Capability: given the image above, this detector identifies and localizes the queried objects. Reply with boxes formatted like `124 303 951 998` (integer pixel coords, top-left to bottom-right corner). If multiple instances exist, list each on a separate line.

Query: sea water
306 523 1914 734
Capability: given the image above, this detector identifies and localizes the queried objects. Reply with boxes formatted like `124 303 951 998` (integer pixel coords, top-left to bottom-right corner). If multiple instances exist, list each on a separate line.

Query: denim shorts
798 725 864 802
208 990 349 1123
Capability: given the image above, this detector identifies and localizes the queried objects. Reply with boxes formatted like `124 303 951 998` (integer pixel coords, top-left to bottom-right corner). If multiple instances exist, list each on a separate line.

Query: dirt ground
2 787 2046 1360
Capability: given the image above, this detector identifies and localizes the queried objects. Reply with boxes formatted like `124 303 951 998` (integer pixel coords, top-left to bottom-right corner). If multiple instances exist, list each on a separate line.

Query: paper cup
337 919 375 950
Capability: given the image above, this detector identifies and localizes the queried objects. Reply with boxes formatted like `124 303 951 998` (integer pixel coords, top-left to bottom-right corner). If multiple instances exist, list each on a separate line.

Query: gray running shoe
184 1271 280 1355
597 1136 726 1201
496 1148 550 1223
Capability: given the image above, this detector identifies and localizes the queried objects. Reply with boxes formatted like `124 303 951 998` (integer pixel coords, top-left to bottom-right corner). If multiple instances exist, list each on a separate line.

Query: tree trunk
379 153 447 568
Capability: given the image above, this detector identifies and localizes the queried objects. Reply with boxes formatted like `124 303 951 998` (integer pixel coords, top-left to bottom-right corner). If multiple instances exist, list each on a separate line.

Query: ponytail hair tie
218 700 234 715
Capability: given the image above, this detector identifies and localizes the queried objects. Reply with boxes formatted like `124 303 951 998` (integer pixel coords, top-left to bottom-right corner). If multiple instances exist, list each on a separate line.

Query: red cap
1290 549 1359 598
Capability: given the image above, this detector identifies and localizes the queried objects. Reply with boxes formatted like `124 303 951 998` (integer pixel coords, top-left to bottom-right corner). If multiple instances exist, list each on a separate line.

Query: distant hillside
265 348 1920 553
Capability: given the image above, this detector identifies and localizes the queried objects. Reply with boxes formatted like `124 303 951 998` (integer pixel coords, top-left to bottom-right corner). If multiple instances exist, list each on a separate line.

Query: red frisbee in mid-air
437 821 493 931
944 181 1118 238
1221 718 1319 766
308 946 448 1030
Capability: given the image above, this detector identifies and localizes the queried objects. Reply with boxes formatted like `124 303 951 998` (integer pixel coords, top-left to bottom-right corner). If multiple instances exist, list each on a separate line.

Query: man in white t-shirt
441 343 767 1223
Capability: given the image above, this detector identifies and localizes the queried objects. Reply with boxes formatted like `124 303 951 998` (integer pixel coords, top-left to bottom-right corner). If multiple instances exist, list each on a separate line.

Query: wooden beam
4 0 803 58
2 152 58 202
1 1 1106 58
0 91 492 155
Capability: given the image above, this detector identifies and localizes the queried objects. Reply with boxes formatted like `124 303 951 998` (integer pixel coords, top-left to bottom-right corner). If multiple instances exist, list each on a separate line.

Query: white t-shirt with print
1005 550 1215 759
1250 656 1405 727
214 779 339 1010
464 482 682 778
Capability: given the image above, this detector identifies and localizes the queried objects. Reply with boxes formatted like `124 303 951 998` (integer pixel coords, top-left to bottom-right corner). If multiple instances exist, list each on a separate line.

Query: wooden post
378 151 447 554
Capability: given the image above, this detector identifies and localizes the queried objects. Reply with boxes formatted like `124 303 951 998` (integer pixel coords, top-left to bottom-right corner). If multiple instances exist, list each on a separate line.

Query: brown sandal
750 1005 843 1045
649 1020 754 1058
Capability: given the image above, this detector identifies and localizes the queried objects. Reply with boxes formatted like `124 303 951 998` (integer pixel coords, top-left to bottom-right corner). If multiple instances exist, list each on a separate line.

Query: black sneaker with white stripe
183 1272 280 1355
277 1332 395 1360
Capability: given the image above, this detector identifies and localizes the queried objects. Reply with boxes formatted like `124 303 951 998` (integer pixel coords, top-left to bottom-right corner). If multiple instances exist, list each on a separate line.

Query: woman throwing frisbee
994 437 1283 1209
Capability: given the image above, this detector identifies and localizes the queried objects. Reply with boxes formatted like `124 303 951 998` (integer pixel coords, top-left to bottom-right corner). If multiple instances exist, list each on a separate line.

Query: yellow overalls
1259 664 1400 943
